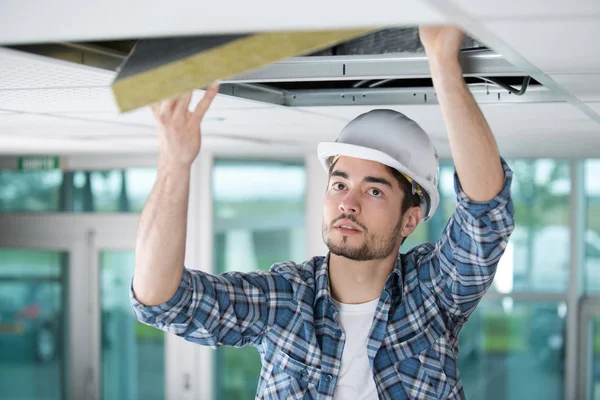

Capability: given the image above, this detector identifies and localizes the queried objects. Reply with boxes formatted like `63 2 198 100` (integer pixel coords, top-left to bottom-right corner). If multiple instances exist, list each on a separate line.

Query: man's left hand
419 25 466 61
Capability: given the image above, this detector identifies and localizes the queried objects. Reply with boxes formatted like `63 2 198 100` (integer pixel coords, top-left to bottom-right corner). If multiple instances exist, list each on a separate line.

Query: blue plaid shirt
131 161 514 399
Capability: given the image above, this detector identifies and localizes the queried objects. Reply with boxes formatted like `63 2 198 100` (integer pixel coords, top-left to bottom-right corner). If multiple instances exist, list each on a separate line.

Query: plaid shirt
131 161 514 399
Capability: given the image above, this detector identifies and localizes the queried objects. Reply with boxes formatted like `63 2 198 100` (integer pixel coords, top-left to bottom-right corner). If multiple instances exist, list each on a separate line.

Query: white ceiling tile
0 113 153 137
450 0 600 19
495 124 600 158
205 106 343 126
48 96 276 127
50 110 154 126
0 47 113 88
0 134 307 157
0 106 346 146
200 107 347 145
483 18 600 73
0 88 272 121
548 74 600 102
0 87 119 113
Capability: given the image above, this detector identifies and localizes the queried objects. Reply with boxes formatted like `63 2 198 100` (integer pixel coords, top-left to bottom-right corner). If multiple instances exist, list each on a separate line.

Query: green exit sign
17 156 60 171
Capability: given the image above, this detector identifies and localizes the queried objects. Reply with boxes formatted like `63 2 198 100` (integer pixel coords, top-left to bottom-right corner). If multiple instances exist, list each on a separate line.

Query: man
131 25 514 399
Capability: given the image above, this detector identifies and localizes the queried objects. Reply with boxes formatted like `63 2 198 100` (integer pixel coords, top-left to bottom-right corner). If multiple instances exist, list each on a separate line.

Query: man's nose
339 190 360 215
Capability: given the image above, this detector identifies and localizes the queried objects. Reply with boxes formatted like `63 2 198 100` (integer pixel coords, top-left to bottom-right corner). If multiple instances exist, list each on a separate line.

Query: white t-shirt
332 297 379 400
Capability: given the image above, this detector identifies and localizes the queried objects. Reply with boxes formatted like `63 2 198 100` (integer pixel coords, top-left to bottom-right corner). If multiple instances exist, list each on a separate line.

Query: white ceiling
0 0 600 159
445 0 600 19
0 0 445 44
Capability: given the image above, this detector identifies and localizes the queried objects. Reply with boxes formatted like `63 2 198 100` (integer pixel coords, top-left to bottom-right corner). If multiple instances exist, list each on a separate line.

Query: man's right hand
150 84 220 168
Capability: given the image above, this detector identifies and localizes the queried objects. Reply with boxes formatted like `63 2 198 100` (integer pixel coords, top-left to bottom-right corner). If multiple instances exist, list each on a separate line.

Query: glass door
0 215 91 400
98 249 165 400
91 215 167 400
0 248 68 400
0 213 165 400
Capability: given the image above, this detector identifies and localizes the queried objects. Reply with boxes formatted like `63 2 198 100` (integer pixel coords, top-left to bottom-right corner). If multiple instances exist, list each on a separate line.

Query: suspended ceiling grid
0 0 599 157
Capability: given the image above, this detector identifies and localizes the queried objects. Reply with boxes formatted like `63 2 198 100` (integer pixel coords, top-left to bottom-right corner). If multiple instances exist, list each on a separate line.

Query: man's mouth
333 219 363 234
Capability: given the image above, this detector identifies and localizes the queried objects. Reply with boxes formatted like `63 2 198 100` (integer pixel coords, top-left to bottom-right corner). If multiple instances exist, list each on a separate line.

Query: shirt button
335 330 342 338
301 369 309 381
326 374 333 382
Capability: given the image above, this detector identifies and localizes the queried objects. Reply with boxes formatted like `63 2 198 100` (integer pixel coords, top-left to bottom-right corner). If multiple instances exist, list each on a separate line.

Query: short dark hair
386 166 421 213
386 166 422 246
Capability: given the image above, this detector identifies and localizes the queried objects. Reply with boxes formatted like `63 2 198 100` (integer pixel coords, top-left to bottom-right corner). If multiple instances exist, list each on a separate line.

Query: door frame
90 215 139 400
0 213 140 400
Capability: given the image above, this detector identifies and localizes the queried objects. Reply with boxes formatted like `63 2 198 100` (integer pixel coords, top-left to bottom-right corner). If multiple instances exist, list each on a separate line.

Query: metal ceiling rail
219 83 559 107
284 84 557 107
225 49 523 83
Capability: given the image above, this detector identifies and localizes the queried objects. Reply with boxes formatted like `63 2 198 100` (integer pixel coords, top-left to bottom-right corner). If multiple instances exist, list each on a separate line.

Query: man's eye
333 183 345 190
369 188 382 197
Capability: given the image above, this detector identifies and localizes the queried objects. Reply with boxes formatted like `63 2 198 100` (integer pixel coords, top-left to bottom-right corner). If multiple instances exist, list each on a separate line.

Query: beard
322 214 403 261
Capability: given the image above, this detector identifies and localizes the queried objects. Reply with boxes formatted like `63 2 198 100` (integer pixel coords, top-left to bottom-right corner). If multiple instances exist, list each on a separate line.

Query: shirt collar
314 253 332 307
314 252 404 307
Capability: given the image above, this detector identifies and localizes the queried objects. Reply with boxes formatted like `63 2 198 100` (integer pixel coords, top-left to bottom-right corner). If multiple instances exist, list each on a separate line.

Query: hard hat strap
400 172 423 197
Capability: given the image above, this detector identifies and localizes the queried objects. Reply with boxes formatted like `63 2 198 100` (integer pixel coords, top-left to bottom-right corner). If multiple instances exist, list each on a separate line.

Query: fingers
150 93 190 123
192 83 220 122
149 85 218 126
172 92 193 123
159 97 177 119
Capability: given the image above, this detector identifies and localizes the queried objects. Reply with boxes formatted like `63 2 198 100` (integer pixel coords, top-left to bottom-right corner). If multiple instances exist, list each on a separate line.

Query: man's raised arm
133 86 219 306
417 26 515 325
420 26 505 201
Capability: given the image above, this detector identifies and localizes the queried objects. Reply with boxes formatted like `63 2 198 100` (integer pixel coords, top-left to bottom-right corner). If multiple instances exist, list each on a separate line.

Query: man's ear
401 206 422 237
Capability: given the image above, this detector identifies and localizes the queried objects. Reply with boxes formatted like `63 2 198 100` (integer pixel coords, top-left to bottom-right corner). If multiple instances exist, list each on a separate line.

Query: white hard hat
317 109 440 222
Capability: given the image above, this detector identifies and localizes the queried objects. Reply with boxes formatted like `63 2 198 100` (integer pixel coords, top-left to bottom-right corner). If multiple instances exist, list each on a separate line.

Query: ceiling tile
0 87 119 113
450 0 600 19
549 74 600 102
0 47 113 88
483 18 600 73
0 88 273 121
0 113 153 137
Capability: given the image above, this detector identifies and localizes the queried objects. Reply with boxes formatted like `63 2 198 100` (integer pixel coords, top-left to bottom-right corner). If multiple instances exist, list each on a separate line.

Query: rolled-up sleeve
426 158 515 325
130 267 293 348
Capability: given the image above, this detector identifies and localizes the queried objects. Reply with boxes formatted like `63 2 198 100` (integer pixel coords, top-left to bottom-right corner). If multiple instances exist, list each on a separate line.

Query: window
503 160 570 293
403 161 456 250
212 160 306 399
101 251 164 400
0 168 156 212
459 300 566 400
404 159 571 400
0 249 68 400
585 160 600 294
406 159 571 293
0 170 62 211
